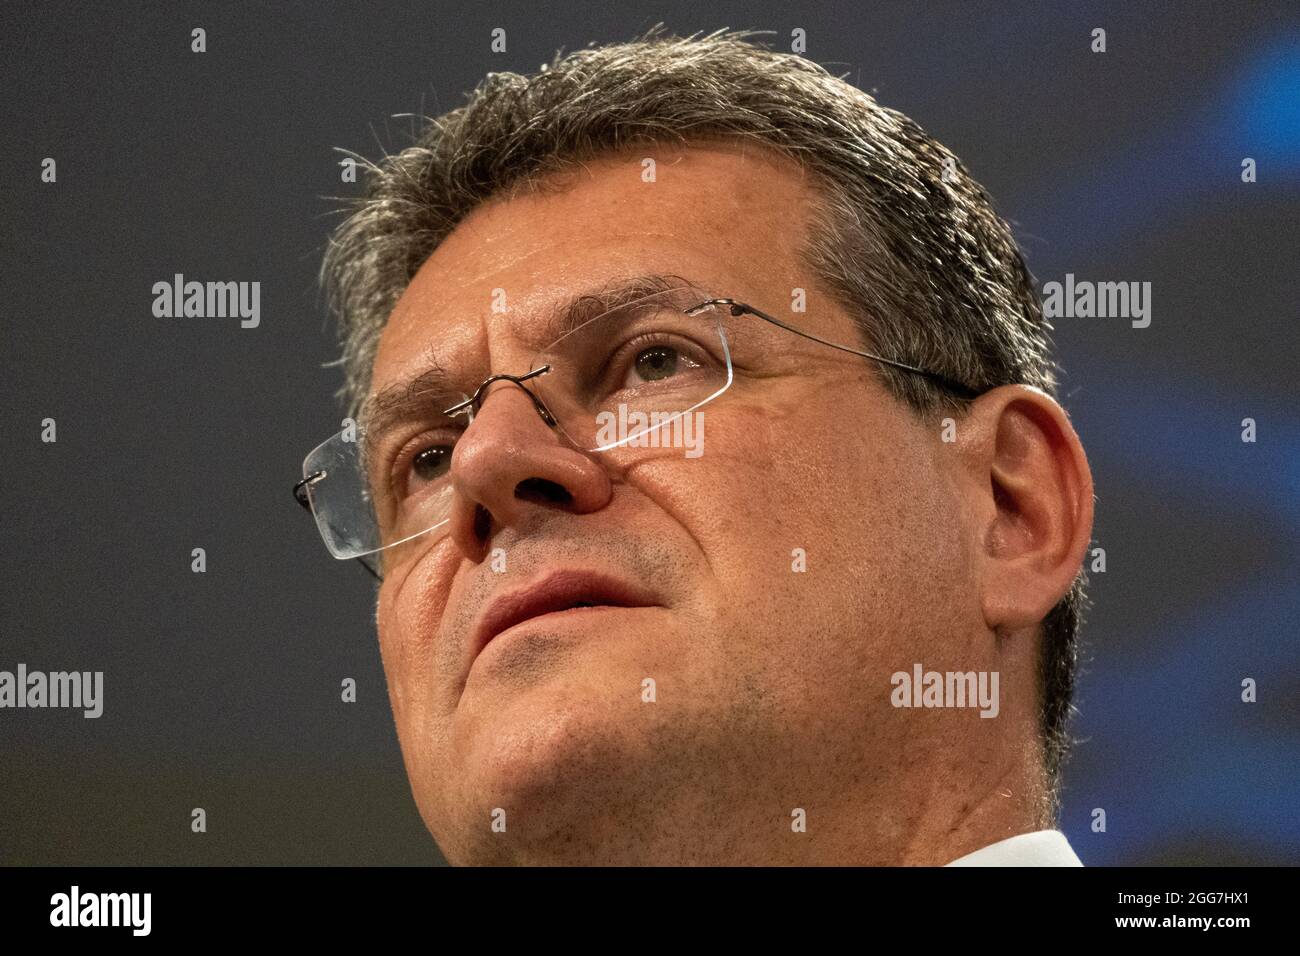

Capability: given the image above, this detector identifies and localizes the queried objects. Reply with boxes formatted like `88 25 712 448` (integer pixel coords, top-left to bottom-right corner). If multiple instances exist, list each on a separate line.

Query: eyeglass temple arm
694 299 979 400
293 472 323 510
292 471 382 580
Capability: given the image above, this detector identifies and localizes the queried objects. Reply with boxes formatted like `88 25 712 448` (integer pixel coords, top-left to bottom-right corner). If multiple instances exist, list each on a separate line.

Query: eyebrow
357 272 709 449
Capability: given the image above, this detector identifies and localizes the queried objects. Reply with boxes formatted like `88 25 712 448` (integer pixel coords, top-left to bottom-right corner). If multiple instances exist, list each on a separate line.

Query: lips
469 569 659 664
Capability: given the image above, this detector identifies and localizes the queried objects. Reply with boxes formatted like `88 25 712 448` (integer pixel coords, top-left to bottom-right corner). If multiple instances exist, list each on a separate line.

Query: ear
956 385 1095 634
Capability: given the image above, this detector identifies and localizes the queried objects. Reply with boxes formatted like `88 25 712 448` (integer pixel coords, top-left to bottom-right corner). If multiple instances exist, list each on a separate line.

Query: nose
447 380 613 561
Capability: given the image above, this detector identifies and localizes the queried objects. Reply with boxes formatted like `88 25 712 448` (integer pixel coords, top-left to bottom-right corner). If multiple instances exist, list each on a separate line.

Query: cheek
684 398 884 563
376 545 461 753
619 404 805 572
620 398 883 620
628 394 964 683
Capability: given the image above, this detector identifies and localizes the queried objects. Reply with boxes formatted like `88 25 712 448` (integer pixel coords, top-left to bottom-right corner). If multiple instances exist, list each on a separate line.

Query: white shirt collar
944 829 1083 866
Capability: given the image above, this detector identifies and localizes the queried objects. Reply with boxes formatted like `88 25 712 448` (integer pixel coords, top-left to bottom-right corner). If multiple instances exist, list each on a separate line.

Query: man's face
369 143 981 864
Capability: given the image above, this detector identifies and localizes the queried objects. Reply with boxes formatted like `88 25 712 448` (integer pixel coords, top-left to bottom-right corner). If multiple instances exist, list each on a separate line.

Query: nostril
515 477 573 506
472 504 493 543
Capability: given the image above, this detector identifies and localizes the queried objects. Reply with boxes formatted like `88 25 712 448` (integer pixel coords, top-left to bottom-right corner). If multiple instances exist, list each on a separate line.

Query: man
295 28 1094 865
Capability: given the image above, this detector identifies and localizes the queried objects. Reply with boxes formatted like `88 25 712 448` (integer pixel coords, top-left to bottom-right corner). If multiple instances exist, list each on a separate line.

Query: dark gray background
3 0 1297 865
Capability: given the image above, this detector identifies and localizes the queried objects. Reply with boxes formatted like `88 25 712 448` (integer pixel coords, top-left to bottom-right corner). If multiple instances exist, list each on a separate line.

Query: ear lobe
969 386 1094 633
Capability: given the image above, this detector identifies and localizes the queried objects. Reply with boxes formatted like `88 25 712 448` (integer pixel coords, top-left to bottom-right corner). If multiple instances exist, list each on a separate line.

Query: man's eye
634 345 677 381
411 445 453 484
625 344 700 386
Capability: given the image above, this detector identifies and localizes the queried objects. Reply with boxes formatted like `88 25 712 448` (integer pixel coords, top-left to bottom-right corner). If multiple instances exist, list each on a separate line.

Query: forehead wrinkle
512 271 711 352
361 271 713 441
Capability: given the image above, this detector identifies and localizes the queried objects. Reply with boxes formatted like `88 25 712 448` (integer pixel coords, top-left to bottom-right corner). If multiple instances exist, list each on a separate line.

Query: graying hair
319 25 1088 810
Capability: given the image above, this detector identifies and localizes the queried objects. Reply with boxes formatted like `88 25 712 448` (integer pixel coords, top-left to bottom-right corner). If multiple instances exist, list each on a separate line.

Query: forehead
370 141 822 392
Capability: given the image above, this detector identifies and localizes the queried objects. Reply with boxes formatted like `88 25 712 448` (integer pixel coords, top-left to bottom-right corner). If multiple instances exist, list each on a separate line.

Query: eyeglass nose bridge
686 297 747 317
443 365 557 427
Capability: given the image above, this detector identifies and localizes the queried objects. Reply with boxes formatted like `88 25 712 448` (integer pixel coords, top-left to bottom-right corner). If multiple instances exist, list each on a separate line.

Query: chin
444 674 642 837
424 623 685 861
